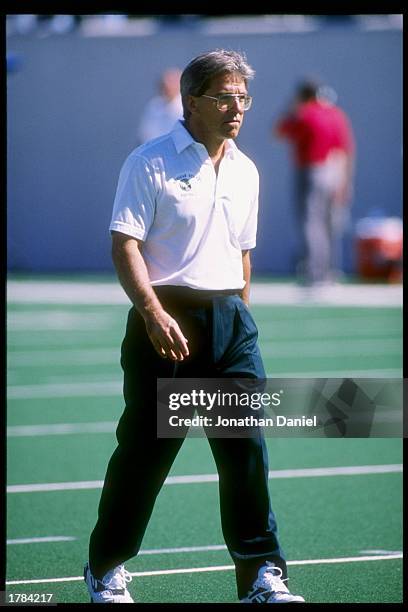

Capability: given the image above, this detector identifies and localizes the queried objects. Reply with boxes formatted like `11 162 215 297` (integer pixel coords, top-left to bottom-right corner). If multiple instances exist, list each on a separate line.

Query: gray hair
180 49 255 119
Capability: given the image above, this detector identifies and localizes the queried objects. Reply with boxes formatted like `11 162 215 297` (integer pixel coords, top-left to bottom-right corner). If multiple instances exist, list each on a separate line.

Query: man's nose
231 97 244 112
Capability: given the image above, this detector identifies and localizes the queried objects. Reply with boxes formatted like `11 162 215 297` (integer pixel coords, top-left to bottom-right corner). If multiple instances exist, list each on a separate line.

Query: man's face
191 71 248 141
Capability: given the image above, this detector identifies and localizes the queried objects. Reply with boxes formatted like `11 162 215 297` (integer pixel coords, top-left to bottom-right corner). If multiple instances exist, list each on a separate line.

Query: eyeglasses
200 93 253 111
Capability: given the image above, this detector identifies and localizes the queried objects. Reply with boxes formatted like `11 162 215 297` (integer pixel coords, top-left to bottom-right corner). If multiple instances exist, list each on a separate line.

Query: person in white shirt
137 68 183 144
84 49 305 605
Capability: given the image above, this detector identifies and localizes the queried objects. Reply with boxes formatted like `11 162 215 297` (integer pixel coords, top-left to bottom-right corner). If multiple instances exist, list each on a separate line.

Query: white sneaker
84 562 134 603
240 562 305 603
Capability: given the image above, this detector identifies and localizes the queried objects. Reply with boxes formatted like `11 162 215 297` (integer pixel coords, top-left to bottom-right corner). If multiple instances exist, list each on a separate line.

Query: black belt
154 285 241 303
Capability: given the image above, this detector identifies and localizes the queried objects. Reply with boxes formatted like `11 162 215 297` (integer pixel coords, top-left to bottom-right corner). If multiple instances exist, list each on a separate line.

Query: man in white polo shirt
84 49 304 604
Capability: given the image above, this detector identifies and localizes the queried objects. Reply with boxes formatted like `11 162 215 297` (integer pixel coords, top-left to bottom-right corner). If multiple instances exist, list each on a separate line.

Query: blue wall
7 27 402 275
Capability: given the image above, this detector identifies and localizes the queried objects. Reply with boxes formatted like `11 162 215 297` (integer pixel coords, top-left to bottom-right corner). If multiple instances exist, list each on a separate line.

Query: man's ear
186 95 198 115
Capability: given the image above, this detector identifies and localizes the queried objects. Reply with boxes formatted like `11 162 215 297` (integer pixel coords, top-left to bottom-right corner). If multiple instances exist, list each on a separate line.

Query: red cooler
355 217 403 282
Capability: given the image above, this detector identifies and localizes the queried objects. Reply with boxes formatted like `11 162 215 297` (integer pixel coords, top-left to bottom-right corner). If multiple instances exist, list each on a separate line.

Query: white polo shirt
109 120 259 290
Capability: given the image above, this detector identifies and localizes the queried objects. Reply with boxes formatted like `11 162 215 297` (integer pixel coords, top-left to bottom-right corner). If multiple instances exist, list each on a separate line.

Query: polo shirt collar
224 138 238 159
171 120 195 153
171 120 238 158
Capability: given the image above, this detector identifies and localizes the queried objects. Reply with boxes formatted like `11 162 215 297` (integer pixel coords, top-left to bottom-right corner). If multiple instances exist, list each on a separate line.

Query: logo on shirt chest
175 173 199 193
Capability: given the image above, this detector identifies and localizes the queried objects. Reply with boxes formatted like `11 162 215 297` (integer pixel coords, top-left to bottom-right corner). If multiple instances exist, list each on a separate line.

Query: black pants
89 287 287 599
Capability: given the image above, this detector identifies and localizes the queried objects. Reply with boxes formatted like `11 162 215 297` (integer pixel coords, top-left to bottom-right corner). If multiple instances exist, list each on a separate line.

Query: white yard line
7 393 403 437
7 381 123 399
7 367 402 400
5 539 402 559
8 333 401 367
267 369 402 378
7 341 401 368
7 422 117 437
138 544 227 555
258 320 402 337
261 338 401 357
6 464 402 494
5 553 403 586
7 537 76 545
7 311 117 331
359 549 402 555
8 349 119 367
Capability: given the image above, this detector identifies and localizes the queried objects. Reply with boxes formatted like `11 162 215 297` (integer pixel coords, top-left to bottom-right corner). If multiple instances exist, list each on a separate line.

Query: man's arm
111 231 189 361
329 149 355 206
241 249 251 306
339 150 355 206
331 108 355 206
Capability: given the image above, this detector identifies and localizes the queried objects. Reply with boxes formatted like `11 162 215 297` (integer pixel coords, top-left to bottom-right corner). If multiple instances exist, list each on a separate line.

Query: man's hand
144 309 189 361
333 180 353 207
111 232 190 361
241 249 251 306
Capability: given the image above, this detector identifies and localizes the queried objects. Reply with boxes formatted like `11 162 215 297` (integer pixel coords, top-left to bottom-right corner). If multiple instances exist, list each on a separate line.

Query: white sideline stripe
7 280 402 306
6 464 403 493
7 536 76 545
5 553 403 585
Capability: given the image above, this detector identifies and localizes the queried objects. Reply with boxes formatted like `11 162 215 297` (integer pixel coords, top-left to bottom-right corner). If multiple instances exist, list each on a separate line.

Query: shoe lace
259 562 289 593
103 565 132 590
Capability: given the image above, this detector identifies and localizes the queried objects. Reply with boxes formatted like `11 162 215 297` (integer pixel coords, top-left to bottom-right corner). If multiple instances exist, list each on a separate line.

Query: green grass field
6 278 403 604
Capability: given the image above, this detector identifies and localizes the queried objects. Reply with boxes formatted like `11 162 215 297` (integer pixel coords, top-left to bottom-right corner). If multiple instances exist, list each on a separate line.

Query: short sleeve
237 164 259 250
333 108 355 154
109 154 157 240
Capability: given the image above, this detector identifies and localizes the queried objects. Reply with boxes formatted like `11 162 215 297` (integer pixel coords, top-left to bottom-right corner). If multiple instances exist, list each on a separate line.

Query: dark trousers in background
89 287 287 599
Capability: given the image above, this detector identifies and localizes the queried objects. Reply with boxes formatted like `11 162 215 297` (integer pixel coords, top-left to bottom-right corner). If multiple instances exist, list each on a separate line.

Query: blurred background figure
137 67 183 144
273 79 355 286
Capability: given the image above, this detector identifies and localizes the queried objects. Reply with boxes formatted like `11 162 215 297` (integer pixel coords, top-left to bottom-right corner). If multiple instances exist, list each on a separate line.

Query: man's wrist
139 302 164 322
132 289 164 322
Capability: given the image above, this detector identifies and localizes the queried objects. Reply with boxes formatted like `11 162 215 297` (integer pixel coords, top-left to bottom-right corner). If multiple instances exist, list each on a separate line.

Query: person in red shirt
274 79 355 285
